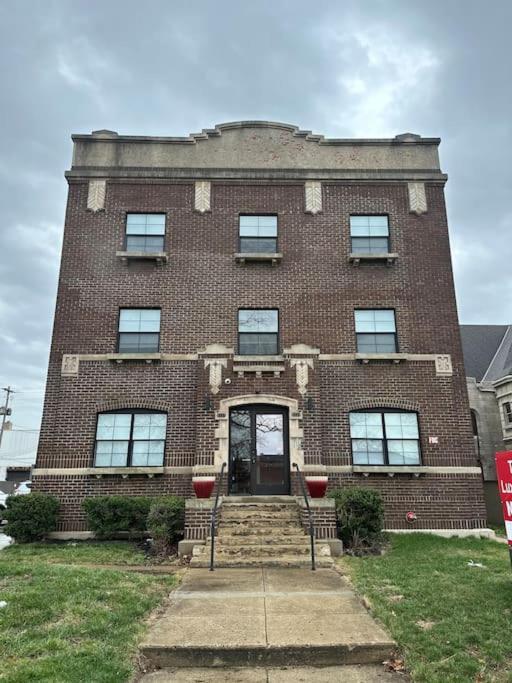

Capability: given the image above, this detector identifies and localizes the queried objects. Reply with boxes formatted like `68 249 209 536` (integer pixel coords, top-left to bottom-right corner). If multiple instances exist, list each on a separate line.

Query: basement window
94 410 167 467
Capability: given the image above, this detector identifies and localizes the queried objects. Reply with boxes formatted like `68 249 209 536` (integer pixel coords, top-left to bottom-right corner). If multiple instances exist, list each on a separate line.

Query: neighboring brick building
461 324 512 524
34 121 487 537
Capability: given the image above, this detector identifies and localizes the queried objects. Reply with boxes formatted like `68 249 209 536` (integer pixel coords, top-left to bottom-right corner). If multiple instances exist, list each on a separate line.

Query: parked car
0 489 7 511
14 480 31 496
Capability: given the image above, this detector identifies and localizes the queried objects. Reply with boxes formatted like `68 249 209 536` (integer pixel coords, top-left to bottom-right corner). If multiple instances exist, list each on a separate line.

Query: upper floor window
350 216 389 254
355 309 397 353
94 410 167 467
349 410 420 466
126 214 165 253
504 401 512 425
239 215 278 253
238 309 279 355
118 308 161 353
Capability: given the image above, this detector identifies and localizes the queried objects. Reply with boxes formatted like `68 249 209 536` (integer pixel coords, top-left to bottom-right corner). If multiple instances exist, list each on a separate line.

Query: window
126 214 165 253
355 309 397 353
238 309 279 355
239 215 277 253
350 216 389 254
504 402 512 425
118 309 161 353
94 410 167 467
350 410 420 466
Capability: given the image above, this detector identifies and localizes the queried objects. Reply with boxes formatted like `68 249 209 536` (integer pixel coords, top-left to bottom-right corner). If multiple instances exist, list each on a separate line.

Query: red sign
496 451 512 548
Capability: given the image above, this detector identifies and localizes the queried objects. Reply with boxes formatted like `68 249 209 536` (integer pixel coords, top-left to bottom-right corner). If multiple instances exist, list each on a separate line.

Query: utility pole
0 386 14 450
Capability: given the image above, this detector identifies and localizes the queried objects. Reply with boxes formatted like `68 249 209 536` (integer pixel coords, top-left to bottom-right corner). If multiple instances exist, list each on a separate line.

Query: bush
82 495 154 539
329 487 384 553
4 493 60 543
146 496 185 555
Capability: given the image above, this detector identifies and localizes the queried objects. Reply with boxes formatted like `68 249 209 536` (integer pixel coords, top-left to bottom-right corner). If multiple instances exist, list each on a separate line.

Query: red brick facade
34 122 487 533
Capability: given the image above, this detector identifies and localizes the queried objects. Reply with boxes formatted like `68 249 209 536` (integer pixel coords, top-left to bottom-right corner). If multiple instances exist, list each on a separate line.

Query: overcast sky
0 0 511 429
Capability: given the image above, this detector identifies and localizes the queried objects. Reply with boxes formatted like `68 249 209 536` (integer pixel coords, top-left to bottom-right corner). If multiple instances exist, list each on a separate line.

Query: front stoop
190 498 334 569
140 568 396 672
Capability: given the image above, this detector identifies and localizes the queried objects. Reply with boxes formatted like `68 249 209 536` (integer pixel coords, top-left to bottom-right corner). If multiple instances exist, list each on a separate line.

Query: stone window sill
356 353 407 364
233 364 285 377
87 466 164 478
233 355 284 363
234 252 283 265
349 253 398 266
353 465 423 477
109 353 162 363
116 251 168 265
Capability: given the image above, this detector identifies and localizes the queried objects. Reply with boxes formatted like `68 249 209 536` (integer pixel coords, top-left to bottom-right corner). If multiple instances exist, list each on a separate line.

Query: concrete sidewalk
140 568 395 673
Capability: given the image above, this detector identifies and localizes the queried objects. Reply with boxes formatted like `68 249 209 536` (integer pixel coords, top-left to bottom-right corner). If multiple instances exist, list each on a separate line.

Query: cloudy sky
0 0 511 429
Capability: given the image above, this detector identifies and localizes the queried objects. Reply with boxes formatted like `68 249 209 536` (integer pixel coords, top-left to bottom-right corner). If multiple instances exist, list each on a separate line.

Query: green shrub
82 495 153 539
329 487 384 552
4 493 60 543
146 496 185 555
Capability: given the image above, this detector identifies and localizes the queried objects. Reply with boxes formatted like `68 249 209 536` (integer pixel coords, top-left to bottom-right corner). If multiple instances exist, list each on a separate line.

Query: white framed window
125 214 165 253
94 410 167 467
239 215 278 253
350 215 390 254
350 410 420 466
355 309 397 353
118 308 161 353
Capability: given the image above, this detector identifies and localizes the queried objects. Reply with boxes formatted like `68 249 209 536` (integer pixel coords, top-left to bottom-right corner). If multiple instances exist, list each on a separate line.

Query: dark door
229 405 290 495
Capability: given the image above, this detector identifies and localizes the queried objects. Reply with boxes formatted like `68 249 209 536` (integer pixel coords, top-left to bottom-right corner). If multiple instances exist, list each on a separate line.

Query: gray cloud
1 0 511 427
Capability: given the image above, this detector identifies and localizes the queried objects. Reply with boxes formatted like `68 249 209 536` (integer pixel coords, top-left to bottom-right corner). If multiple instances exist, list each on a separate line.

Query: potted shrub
192 476 216 498
305 475 328 498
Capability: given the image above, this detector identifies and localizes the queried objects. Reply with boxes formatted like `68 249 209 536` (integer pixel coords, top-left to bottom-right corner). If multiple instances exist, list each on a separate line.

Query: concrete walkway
141 568 395 675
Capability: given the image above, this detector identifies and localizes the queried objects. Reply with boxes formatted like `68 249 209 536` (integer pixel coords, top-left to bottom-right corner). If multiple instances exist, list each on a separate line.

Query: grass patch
1 540 147 566
340 534 512 682
0 543 175 682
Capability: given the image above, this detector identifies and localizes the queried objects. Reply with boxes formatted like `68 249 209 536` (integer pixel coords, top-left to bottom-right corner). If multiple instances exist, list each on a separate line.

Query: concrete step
215 533 309 545
220 511 301 522
220 518 301 528
222 496 297 505
141 665 404 682
189 555 334 568
219 526 307 538
209 543 314 557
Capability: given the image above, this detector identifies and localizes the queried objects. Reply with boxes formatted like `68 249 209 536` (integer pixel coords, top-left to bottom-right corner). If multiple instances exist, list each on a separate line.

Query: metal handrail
293 462 316 570
209 461 226 571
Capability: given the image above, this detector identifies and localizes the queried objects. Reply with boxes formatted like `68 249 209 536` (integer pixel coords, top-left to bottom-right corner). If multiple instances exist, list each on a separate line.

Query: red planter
305 476 328 498
192 476 216 499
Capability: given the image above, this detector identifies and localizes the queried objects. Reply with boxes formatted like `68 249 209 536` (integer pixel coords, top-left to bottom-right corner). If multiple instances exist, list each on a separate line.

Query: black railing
209 461 226 571
293 462 316 571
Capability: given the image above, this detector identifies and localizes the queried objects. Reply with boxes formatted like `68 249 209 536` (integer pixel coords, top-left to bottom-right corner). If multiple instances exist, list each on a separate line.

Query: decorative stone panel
86 180 106 212
204 358 227 394
304 181 322 214
194 181 211 213
61 354 80 377
290 358 314 395
435 354 453 376
408 182 427 215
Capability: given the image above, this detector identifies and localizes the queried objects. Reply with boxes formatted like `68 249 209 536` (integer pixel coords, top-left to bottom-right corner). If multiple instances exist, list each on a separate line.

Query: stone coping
32 465 481 477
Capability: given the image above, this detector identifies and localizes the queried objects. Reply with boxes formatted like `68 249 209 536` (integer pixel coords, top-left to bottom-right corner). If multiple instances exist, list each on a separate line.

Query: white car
14 481 31 495
0 490 7 511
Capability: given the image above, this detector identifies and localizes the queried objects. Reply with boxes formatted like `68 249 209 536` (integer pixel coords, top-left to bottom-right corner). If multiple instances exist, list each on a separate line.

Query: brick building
34 121 487 540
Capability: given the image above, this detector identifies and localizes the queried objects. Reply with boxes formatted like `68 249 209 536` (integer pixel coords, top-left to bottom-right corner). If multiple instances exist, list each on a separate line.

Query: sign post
496 450 512 567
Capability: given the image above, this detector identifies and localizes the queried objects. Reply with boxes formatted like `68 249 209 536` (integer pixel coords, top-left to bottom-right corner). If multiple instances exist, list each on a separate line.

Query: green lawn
341 534 512 683
0 542 175 682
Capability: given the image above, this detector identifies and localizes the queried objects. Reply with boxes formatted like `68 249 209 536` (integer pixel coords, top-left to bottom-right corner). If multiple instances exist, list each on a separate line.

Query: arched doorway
229 404 290 495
